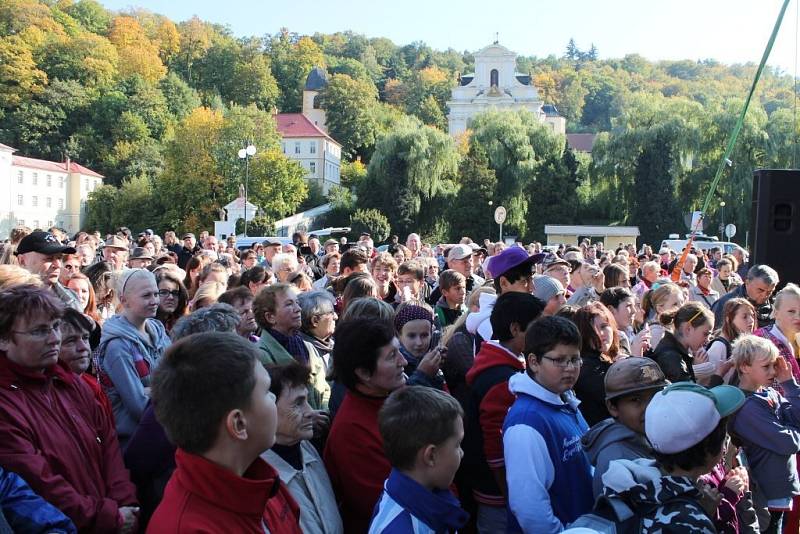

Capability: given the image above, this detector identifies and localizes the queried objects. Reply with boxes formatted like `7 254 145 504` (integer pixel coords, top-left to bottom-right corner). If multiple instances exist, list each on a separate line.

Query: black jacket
574 349 613 427
650 331 695 383
712 283 774 330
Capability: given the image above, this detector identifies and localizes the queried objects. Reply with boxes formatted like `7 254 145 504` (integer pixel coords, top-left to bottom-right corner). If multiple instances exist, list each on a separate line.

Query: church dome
305 66 328 91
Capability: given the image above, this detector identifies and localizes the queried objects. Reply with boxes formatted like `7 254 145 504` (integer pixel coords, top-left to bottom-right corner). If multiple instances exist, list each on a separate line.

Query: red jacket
463 341 524 505
324 391 388 533
147 449 302 534
0 357 137 532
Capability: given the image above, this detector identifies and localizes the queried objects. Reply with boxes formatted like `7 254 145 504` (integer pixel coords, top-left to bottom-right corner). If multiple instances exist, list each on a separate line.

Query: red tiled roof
275 113 339 145
11 155 104 178
566 133 597 153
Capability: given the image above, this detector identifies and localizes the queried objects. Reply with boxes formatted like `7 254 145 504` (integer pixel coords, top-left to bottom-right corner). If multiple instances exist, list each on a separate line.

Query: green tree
447 144 497 242
268 31 324 112
84 183 118 233
0 36 48 109
350 208 391 242
321 73 379 159
64 0 111 35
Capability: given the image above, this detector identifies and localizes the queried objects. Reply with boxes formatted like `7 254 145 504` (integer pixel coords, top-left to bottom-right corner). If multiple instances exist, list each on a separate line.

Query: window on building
58 198 64 209
46 197 51 208
281 143 286 153
59 177 65 188
490 69 499 87
47 220 53 227
17 171 22 184
32 173 38 185
33 220 39 229
32 196 38 207
17 195 23 206
294 142 301 154
84 179 89 190
17 219 24 226
309 162 316 174
310 142 316 154
46 175 52 187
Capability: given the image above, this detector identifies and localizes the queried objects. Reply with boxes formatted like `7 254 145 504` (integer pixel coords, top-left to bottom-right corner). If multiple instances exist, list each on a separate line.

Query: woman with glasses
97 269 170 449
84 261 116 321
154 269 188 335
572 302 621 426
298 290 337 370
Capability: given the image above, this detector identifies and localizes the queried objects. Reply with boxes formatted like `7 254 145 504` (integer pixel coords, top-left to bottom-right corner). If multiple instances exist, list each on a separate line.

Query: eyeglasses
13 321 61 339
158 289 181 298
540 355 583 369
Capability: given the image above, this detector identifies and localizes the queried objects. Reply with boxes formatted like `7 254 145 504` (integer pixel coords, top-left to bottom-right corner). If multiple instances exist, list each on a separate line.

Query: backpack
568 493 699 534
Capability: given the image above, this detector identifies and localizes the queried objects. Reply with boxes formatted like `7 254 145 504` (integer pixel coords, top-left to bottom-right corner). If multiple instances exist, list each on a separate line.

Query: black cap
15 231 76 256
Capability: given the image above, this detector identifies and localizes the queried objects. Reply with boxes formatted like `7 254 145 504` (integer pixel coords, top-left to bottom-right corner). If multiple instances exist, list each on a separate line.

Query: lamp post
238 144 256 236
719 201 726 238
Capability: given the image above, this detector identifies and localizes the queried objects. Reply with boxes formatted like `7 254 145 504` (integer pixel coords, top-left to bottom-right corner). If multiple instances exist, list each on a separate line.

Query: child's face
732 306 756 335
607 388 660 435
681 320 712 352
592 314 614 355
245 362 278 453
428 416 464 490
442 282 466 306
740 355 777 389
528 343 581 395
399 319 432 358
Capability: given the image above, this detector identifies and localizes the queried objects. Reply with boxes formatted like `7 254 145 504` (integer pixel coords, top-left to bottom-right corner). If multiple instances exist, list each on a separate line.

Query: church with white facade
447 42 565 136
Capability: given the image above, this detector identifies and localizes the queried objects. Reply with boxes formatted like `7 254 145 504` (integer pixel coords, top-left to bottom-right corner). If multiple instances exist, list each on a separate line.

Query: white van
659 234 740 255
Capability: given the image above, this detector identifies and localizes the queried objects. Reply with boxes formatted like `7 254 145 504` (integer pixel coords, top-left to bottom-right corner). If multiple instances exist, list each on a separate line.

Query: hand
311 410 330 436
591 271 605 292
417 346 446 377
731 466 749 490
631 329 651 357
119 506 139 534
776 356 794 383
716 358 735 378
724 474 746 494
696 481 722 518
693 347 709 364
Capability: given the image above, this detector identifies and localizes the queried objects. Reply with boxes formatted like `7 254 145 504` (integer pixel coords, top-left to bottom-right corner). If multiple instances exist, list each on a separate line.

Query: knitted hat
394 304 434 333
532 275 565 302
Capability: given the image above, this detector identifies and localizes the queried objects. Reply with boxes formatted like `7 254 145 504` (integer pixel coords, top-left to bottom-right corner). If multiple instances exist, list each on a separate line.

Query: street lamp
720 201 726 238
238 144 256 236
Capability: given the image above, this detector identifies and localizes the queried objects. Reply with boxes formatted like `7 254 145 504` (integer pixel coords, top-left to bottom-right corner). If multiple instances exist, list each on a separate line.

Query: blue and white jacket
368 469 468 534
503 372 594 534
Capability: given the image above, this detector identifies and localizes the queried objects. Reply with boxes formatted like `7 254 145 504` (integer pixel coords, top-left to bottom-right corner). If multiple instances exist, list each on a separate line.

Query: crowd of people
0 223 798 534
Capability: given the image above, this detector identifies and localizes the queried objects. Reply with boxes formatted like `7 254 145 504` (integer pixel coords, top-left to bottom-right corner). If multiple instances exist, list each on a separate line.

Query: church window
490 69 499 87
313 94 322 109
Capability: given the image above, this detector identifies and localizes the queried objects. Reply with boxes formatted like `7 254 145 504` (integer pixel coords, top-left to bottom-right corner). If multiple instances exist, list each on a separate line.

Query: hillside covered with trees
2 0 798 244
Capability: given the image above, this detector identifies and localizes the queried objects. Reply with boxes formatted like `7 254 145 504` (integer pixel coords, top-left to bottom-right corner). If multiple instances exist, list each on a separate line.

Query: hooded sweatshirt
581 418 654 498
601 458 715 533
465 292 496 343
98 315 170 445
503 372 593 533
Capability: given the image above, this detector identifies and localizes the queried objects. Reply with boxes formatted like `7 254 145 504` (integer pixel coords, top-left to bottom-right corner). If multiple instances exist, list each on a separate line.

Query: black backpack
568 493 699 534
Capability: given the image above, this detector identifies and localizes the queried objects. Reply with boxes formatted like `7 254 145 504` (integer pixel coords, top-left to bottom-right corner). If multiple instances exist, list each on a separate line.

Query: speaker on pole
750 169 800 284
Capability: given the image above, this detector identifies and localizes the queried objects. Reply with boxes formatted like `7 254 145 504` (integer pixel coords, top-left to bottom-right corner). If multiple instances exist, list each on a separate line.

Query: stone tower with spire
302 66 329 133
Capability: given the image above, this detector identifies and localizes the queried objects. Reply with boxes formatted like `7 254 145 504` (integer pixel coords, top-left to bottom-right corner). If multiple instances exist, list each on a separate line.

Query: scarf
384 469 468 533
267 328 309 364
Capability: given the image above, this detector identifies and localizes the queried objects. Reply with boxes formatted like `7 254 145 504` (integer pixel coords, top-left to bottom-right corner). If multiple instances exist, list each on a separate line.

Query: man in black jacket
711 264 778 329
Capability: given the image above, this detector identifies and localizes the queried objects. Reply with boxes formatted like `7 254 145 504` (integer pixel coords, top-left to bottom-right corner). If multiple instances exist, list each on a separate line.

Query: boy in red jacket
147 332 302 534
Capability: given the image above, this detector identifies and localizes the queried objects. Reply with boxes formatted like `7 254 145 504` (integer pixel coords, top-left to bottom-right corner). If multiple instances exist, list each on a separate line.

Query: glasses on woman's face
158 289 180 298
13 321 62 340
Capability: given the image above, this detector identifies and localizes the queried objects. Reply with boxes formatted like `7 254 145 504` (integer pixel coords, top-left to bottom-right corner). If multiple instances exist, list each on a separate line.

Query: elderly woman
97 269 170 449
324 316 406 533
689 267 720 309
313 252 340 290
711 257 743 296
272 252 299 283
298 290 337 369
262 364 343 534
254 284 330 411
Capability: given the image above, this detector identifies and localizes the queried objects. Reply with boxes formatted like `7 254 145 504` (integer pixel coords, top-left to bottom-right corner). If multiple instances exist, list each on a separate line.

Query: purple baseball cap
487 247 544 279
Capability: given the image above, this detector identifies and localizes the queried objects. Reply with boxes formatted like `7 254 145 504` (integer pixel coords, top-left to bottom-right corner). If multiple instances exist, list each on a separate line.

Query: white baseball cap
645 382 744 454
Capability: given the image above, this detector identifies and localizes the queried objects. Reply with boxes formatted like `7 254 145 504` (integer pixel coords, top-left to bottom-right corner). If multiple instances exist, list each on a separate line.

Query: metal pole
499 222 503 243
721 204 724 236
244 155 249 237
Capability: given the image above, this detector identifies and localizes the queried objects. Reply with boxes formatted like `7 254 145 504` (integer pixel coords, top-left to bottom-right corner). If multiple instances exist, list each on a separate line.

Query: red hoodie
463 341 525 505
0 357 137 532
148 449 302 534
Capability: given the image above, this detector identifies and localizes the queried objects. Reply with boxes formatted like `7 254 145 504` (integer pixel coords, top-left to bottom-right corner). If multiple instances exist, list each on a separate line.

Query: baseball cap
130 247 153 261
645 382 745 454
15 231 76 256
447 244 473 261
604 357 668 401
541 253 571 271
104 235 128 250
488 247 536 279
532 275 565 302
182 233 195 240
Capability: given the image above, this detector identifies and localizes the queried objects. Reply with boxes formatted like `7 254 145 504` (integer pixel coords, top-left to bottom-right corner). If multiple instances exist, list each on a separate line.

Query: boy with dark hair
434 269 467 327
369 386 469 533
396 261 426 303
504 316 593 533
147 332 302 533
462 292 545 532
339 248 369 278
581 357 668 497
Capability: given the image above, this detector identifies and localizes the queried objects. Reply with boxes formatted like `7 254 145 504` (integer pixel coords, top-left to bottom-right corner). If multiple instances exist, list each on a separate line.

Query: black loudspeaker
751 169 800 284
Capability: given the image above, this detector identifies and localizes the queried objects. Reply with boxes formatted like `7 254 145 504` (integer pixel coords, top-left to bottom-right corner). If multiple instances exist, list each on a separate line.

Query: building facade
446 43 565 136
0 143 103 239
276 113 342 194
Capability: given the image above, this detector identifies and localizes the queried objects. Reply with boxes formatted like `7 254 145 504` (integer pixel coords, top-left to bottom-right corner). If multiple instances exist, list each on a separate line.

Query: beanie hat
394 304 434 333
533 275 565 302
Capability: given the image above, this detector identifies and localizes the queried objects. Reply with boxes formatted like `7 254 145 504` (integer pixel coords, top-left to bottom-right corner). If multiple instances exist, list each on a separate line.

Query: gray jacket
731 379 800 505
581 418 654 498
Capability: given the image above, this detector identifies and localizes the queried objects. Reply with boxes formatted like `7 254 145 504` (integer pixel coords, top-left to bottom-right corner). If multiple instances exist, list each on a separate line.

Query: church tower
302 66 328 133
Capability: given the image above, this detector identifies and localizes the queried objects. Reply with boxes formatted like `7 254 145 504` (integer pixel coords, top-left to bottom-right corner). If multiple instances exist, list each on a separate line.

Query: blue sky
101 0 800 73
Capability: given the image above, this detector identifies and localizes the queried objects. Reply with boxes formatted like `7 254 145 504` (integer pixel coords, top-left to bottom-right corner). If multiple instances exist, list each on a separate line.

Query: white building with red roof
275 112 342 194
0 143 104 239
